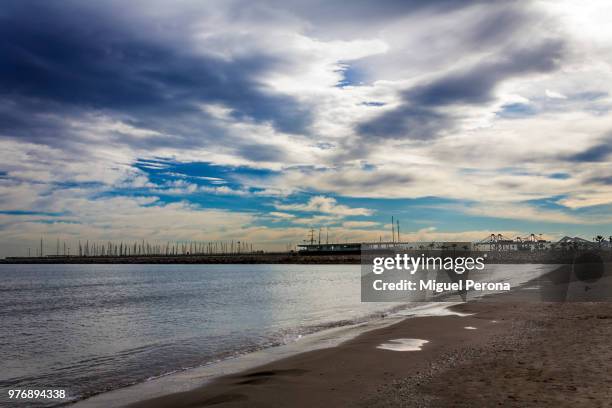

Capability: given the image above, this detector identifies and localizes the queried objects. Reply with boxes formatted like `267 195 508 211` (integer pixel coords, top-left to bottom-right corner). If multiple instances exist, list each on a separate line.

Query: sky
1 0 612 256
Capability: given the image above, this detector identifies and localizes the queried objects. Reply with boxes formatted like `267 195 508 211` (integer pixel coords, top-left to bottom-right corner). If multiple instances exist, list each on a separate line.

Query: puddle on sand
464 326 477 330
376 338 429 352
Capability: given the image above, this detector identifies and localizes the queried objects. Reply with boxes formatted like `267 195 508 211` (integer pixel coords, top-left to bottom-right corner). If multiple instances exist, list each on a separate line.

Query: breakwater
0 252 362 264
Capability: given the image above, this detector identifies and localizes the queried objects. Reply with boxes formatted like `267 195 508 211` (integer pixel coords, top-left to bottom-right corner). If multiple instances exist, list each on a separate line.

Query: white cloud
275 196 373 216
198 185 252 196
557 193 612 209
269 211 296 219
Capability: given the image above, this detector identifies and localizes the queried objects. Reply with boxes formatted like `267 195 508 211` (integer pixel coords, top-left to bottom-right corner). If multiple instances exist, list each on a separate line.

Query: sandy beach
121 297 612 408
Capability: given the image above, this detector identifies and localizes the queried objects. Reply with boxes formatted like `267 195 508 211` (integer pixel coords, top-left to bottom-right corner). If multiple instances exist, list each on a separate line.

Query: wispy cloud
275 196 373 216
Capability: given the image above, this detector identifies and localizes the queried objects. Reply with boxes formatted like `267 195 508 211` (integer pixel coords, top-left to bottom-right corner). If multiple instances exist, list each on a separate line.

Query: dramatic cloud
1 0 612 255
358 39 565 140
0 2 311 143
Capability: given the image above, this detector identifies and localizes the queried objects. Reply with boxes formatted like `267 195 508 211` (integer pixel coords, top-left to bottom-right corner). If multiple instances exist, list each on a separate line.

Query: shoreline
73 302 472 408
73 302 475 408
72 307 412 408
74 263 612 408
69 268 537 407
122 301 612 408
0 253 361 264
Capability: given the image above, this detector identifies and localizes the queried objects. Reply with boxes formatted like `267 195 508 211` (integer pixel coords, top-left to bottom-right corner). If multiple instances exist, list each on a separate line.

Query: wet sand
124 297 612 408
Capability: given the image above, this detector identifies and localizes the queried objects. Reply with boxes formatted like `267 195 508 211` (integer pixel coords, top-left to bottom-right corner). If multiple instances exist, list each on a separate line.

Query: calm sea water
0 264 399 407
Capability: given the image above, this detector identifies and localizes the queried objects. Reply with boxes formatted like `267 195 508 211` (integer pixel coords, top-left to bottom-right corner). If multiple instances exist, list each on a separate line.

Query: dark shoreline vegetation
2 250 611 264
